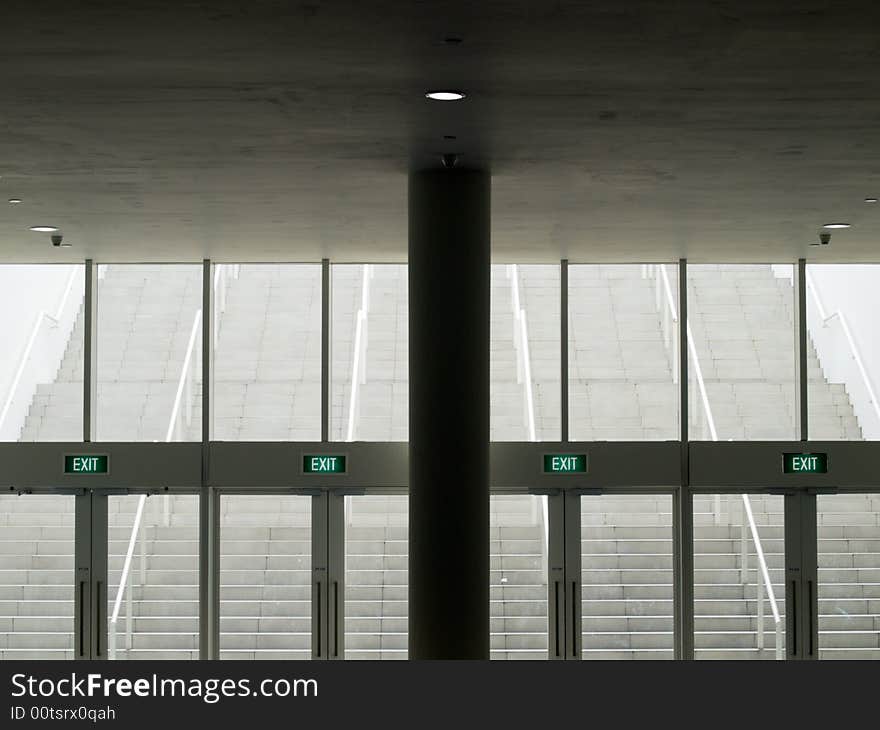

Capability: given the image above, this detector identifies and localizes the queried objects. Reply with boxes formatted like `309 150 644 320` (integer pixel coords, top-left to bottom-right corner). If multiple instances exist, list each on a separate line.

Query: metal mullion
674 257 694 660
546 492 565 660
312 491 330 658
560 259 569 443
199 487 220 659
74 493 92 659
90 491 108 660
563 490 581 659
328 492 345 659
797 259 809 441
198 260 219 660
83 260 97 442
321 259 330 443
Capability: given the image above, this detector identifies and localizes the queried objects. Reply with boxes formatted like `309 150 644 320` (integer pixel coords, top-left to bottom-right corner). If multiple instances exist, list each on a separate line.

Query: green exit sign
543 454 588 474
783 453 828 474
64 454 109 475
303 454 346 475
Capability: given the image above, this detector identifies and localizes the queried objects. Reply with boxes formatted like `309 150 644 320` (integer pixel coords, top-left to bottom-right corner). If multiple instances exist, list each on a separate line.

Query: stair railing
507 265 548 576
648 264 783 659
0 265 82 440
109 264 238 659
805 270 880 438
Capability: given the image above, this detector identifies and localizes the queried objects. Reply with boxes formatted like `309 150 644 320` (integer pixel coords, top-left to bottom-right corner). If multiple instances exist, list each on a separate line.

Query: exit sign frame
64 454 110 475
543 453 588 474
302 453 348 475
783 452 828 475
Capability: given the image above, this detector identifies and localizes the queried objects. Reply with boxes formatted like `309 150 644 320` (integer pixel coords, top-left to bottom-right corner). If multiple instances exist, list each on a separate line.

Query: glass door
0 493 76 660
580 493 675 660
816 492 880 659
219 494 313 660
693 492 786 659
106 493 200 660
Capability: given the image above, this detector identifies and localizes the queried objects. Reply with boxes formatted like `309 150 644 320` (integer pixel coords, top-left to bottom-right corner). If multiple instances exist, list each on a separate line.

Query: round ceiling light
425 90 466 101
29 225 58 232
822 222 851 229
865 197 878 204
8 198 22 204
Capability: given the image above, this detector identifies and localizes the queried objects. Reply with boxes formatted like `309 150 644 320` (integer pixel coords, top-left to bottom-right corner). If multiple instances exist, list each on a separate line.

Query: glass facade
0 265 84 442
806 265 879 440
331 265 408 442
96 264 202 442
491 265 560 441
1 260 877 662
569 264 678 440
213 264 322 441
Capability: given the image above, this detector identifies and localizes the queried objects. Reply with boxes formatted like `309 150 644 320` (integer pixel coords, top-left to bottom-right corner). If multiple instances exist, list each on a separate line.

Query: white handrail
805 270 880 432
110 264 236 658
346 265 372 443
0 265 81 436
507 265 547 575
652 264 782 657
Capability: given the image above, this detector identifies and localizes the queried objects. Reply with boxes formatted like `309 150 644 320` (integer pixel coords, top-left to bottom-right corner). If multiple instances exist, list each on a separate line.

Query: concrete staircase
2 263 877 660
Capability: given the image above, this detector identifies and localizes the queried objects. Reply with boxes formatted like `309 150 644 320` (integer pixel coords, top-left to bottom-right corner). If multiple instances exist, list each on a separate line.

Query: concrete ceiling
1 1 879 263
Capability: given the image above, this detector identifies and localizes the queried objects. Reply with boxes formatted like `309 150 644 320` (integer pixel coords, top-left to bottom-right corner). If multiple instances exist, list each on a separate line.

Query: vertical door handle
315 581 322 658
78 580 86 658
790 580 798 657
95 581 103 657
571 581 578 658
553 580 562 659
807 580 814 657
332 581 339 659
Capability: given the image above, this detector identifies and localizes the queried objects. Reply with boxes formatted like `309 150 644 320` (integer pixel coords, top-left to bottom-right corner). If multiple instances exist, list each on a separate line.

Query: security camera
819 232 831 245
51 234 63 247
441 153 460 169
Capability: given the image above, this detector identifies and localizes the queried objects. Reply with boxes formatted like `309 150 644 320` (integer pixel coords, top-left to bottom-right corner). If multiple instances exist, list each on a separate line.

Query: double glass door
3 487 878 660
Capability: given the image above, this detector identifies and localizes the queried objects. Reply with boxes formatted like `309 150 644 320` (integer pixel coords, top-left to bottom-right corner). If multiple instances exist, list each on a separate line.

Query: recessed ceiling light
425 90 466 101
8 198 22 204
29 225 58 232
865 197 878 204
822 222 851 229
59 242 72 248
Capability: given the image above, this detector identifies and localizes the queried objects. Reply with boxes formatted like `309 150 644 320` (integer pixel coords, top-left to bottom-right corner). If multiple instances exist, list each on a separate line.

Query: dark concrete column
408 169 490 659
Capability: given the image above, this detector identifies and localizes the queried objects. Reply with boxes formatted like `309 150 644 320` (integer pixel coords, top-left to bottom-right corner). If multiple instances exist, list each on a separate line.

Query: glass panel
345 495 408 659
806 265 879 440
491 265 560 441
220 495 311 659
687 264 796 440
213 264 322 440
694 493 785 659
817 493 880 658
107 495 199 659
581 494 674 659
491 495 548 659
96 264 202 441
331 265 408 441
0 495 74 659
568 264 678 440
0 265 83 442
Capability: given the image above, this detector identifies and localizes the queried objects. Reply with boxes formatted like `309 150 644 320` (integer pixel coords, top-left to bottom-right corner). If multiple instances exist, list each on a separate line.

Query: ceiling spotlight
865 197 878 204
425 90 466 101
822 222 851 229
8 198 22 204
29 225 58 232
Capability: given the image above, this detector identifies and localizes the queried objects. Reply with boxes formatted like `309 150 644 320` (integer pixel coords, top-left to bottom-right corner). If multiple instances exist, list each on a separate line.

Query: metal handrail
346 265 372 443
805 270 880 432
507 265 547 576
0 266 81 436
651 264 783 658
109 264 236 659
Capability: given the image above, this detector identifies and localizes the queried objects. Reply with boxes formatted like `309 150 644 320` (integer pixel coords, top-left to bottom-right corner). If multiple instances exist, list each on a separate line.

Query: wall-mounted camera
819 232 831 245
